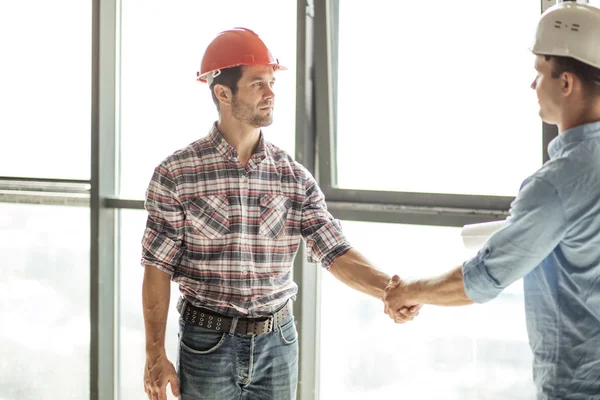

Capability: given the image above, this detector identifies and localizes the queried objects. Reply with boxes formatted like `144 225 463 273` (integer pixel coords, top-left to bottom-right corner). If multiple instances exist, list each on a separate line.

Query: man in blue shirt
384 3 600 399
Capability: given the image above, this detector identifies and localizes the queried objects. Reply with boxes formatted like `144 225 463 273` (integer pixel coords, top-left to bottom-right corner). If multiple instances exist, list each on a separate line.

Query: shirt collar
247 134 268 169
548 121 600 159
208 122 269 166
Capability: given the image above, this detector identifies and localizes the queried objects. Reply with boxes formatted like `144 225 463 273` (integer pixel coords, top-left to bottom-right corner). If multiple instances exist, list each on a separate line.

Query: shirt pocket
259 193 292 240
187 195 230 239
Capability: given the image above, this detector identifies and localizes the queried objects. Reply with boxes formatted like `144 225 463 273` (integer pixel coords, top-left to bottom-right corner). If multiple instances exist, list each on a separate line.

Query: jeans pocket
278 318 298 345
180 325 228 355
259 194 291 239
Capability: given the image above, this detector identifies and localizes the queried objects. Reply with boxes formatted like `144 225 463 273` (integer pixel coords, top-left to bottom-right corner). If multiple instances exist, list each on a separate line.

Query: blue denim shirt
463 121 600 399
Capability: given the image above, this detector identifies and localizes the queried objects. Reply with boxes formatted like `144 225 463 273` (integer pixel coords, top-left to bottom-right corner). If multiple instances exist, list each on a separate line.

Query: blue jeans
177 313 298 399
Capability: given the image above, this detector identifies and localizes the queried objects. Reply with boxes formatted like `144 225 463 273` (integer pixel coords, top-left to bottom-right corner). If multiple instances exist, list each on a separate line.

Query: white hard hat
530 2 600 69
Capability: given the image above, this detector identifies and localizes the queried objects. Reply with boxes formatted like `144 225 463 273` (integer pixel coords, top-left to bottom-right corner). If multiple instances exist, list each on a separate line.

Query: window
0 203 90 400
333 0 542 196
119 0 297 199
319 220 534 399
0 1 91 179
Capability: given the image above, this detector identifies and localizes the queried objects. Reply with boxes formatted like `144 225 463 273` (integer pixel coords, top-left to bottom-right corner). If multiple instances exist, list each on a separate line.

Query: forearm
411 266 473 306
328 248 390 299
142 265 172 355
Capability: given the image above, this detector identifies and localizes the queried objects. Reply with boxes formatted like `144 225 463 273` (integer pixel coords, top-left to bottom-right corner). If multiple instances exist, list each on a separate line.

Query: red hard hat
197 27 287 83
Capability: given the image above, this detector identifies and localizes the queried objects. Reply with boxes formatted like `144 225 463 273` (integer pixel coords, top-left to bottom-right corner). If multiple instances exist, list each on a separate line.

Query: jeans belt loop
229 316 239 336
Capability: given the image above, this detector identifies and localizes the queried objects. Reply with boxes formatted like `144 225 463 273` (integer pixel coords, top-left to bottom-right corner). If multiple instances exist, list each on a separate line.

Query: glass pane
119 1 297 199
0 1 91 179
119 209 181 400
0 203 90 400
319 221 535 399
334 1 542 196
590 0 600 8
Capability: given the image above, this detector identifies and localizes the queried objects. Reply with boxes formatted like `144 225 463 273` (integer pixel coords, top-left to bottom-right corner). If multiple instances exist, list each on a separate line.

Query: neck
217 117 261 165
557 101 600 134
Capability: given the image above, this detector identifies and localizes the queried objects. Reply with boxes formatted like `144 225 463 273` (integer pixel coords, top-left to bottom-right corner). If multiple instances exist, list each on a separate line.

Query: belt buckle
257 314 274 335
265 314 275 333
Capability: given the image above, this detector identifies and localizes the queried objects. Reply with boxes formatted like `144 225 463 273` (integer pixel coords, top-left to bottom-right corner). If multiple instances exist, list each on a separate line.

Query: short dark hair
545 55 600 97
209 66 243 110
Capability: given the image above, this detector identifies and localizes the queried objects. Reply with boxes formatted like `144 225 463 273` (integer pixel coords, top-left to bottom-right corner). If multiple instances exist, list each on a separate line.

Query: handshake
382 275 422 324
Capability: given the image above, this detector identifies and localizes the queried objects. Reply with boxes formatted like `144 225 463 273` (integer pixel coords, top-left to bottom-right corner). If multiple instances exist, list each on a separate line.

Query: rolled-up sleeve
300 172 351 268
141 164 185 276
463 176 567 303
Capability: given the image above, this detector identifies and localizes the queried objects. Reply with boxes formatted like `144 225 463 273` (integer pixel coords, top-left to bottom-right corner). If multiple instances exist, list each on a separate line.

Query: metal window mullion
0 176 90 185
329 0 339 187
91 1 119 399
323 187 514 211
326 201 509 227
0 177 91 206
105 197 144 209
314 0 336 194
0 191 90 207
295 1 320 399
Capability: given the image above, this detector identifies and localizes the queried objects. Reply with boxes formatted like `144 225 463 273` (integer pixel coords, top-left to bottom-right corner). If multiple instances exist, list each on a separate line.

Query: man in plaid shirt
141 28 418 400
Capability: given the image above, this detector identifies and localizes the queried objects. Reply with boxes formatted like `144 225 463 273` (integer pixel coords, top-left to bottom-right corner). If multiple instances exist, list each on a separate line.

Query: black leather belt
179 299 293 335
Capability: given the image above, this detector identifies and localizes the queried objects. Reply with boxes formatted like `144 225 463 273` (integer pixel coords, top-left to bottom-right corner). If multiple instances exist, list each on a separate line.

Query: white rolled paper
461 220 506 250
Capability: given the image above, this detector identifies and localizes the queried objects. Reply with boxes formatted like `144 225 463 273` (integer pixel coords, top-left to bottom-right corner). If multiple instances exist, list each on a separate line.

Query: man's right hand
384 275 422 323
144 352 181 400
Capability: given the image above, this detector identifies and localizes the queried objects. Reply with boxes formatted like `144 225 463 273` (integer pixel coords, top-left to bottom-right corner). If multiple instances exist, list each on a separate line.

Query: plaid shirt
141 124 351 317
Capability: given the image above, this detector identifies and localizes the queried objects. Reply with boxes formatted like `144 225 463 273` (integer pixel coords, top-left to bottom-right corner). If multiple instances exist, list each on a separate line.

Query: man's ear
561 71 575 97
213 84 233 107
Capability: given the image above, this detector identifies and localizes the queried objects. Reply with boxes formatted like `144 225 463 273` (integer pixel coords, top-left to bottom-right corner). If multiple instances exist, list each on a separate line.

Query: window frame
318 0 559 227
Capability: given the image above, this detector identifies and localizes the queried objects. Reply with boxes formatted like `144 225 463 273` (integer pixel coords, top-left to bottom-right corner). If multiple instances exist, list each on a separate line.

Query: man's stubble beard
232 96 274 128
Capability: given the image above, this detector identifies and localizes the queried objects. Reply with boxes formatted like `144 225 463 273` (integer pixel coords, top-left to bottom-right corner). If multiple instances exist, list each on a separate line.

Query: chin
261 119 274 127
250 118 273 128
260 115 274 125
539 109 550 123
539 113 557 126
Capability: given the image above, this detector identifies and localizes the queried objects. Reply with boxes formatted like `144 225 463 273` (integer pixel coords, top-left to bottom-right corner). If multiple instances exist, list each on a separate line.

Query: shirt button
240 174 248 181
243 270 249 275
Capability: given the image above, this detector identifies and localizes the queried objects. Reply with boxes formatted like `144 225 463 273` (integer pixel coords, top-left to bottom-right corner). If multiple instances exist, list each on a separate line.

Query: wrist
145 343 167 358
146 350 167 360
408 280 427 304
379 275 393 299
